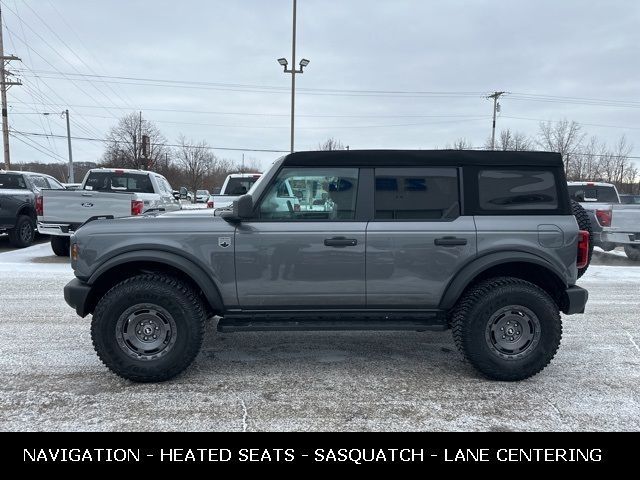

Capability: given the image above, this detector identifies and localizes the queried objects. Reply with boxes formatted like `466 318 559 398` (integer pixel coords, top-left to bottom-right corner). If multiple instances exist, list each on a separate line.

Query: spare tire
571 200 593 278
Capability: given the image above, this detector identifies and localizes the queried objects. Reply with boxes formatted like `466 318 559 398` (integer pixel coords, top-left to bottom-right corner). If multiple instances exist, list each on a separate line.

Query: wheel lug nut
153 335 157 339
500 327 504 331
502 335 506 339
516 331 520 335
155 326 159 330
144 336 148 341
510 337 514 341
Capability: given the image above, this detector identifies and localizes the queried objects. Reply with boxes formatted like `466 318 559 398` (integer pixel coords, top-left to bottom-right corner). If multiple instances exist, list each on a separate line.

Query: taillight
131 199 144 215
595 209 612 227
35 194 43 216
207 201 214 208
577 230 590 269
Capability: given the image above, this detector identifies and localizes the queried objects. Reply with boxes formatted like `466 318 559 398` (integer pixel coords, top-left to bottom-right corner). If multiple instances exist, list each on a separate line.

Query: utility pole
0 5 21 170
487 91 506 150
64 110 74 182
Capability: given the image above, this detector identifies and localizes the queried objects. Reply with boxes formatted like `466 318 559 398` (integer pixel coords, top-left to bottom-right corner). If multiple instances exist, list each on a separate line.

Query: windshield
568 185 619 203
0 174 27 189
224 175 262 195
84 171 154 193
196 190 209 195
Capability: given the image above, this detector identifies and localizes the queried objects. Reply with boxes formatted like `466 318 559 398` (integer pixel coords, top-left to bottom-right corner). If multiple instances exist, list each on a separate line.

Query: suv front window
258 167 359 220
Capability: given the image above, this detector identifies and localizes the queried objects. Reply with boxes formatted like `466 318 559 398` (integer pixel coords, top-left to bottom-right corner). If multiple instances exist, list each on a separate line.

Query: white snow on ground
0 242 73 275
593 246 628 258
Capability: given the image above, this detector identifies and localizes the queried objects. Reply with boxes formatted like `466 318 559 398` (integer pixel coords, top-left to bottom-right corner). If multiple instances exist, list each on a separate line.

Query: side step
217 312 448 333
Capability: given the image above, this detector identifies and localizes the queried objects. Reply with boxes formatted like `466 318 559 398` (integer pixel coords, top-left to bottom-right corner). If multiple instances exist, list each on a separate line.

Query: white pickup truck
568 181 640 261
206 173 263 209
38 168 181 256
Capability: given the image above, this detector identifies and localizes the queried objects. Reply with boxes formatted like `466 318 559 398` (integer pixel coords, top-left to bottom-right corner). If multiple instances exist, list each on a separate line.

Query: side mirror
221 194 253 223
179 187 188 199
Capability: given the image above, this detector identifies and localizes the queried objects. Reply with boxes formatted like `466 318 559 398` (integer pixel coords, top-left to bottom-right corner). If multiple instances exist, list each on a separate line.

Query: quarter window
478 170 558 210
258 167 359 220
374 168 459 220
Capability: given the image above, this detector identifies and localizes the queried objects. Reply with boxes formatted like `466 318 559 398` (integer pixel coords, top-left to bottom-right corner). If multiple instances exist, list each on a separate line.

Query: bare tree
537 119 585 174
174 135 215 196
102 113 168 169
484 129 532 151
318 138 346 151
447 137 473 150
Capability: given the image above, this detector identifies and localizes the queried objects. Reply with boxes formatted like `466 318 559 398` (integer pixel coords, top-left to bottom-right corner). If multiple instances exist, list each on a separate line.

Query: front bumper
562 285 589 315
64 278 92 317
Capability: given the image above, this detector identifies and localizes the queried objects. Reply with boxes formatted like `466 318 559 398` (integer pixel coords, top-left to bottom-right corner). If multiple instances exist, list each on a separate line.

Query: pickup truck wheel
571 200 593 278
624 245 640 261
8 215 35 248
451 277 562 381
50 236 70 256
91 274 206 382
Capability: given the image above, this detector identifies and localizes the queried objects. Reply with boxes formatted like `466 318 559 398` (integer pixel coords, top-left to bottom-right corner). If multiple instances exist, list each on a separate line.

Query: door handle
324 237 358 248
434 236 468 246
81 193 93 197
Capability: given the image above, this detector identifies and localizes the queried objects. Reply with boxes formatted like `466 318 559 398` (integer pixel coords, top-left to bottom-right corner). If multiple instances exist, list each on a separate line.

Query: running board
217 312 447 333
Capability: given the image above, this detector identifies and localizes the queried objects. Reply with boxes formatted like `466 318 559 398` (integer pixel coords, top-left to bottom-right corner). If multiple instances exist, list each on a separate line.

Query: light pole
43 110 74 182
277 0 309 153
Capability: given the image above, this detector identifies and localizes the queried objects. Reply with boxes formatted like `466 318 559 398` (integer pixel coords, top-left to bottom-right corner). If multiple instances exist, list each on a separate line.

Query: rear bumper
37 222 72 236
64 278 92 317
599 231 640 245
562 285 589 315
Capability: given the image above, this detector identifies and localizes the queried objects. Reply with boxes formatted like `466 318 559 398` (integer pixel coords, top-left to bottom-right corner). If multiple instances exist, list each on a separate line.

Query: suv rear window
0 174 26 189
84 172 154 193
477 169 558 211
374 167 459 220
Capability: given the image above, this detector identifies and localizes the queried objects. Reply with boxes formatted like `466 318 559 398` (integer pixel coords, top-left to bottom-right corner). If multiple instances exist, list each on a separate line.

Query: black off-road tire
451 277 562 381
8 215 35 248
571 200 593 278
624 245 640 261
91 274 206 382
50 236 70 257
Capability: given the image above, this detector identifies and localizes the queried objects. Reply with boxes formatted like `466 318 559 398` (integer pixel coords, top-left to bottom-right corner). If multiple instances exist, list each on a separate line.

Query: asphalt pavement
0 244 638 431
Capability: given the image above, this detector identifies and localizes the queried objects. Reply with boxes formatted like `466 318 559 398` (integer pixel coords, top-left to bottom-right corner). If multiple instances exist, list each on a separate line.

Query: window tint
225 175 261 195
30 176 49 190
567 185 618 203
0 174 27 189
478 170 558 211
84 172 154 193
259 168 359 220
375 168 459 220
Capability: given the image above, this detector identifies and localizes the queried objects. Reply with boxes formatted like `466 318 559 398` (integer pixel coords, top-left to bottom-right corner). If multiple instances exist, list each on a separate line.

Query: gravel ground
0 244 638 432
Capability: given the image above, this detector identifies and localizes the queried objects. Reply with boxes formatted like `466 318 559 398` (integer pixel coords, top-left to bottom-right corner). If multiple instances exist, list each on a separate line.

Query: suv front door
234 167 366 308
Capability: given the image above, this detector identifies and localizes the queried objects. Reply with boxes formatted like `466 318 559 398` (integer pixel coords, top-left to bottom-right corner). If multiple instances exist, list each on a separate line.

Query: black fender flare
87 250 224 313
439 251 568 310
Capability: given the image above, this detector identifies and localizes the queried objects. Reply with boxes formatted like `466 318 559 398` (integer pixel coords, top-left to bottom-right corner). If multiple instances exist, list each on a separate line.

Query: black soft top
283 150 563 167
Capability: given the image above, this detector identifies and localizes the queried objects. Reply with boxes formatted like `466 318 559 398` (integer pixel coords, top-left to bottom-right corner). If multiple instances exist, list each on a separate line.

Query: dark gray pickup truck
0 170 65 247
64 150 590 383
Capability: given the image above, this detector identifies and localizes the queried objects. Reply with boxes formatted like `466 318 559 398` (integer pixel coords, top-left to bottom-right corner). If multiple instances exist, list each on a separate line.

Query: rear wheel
8 215 35 248
571 200 593 278
451 277 562 381
91 274 206 382
624 245 640 261
50 236 70 256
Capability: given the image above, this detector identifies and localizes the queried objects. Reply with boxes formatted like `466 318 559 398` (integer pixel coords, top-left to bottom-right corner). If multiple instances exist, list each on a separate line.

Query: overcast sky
2 0 639 170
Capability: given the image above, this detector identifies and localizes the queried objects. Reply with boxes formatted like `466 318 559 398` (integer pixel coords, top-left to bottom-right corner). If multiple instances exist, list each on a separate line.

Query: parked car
620 194 640 205
0 170 65 247
568 181 640 260
195 190 210 203
64 150 589 383
207 173 262 209
38 168 181 256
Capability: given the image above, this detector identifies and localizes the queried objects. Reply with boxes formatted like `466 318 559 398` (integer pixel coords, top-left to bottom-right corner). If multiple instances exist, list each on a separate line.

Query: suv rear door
366 167 477 307
234 166 366 308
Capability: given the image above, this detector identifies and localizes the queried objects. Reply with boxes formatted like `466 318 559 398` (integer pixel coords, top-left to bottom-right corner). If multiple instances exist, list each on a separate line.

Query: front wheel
91 274 206 382
50 236 70 256
624 245 640 261
451 277 562 381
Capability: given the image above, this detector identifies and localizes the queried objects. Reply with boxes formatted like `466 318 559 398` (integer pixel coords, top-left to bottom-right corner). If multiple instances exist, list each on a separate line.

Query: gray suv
63 150 589 382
